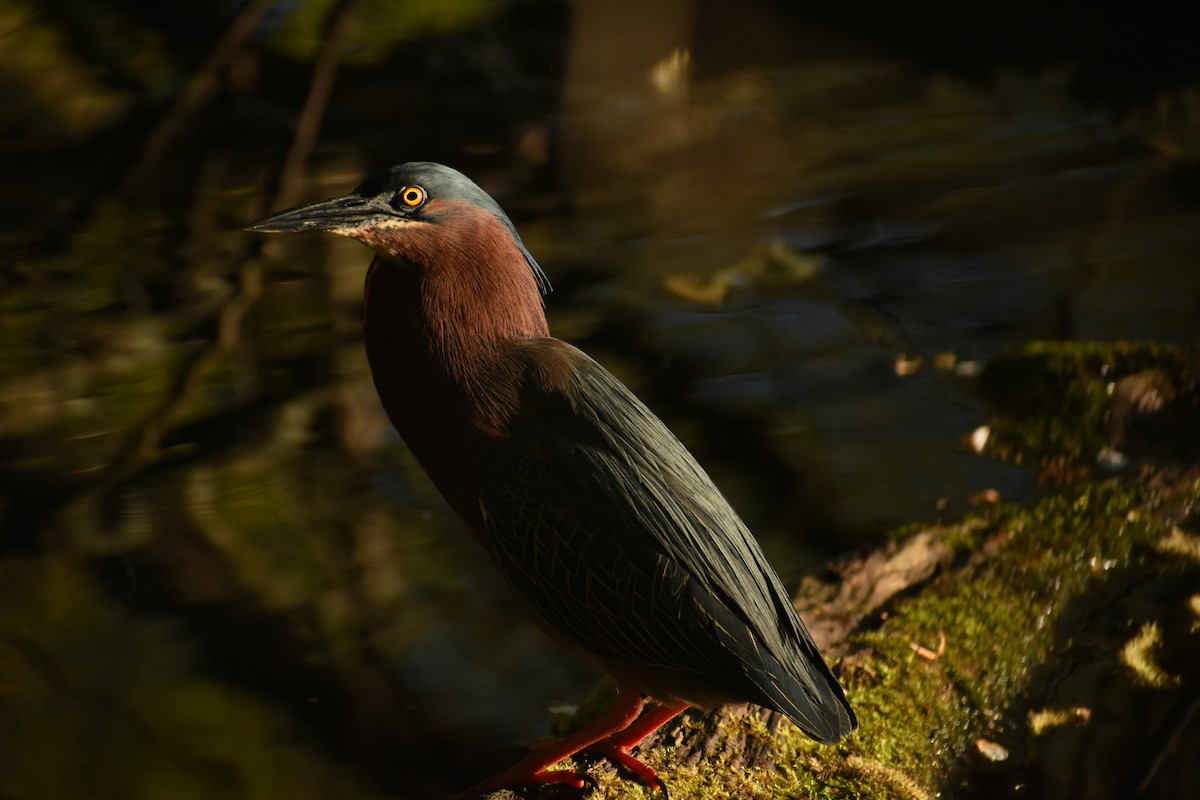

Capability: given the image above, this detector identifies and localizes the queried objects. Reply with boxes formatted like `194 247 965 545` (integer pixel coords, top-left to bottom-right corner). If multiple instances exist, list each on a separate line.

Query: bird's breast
361 257 526 529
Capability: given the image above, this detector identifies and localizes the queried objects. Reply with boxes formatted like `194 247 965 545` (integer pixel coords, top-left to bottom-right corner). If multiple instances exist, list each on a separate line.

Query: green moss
787 481 1175 800
529 467 1198 798
977 340 1200 468
483 459 1197 799
444 341 1200 799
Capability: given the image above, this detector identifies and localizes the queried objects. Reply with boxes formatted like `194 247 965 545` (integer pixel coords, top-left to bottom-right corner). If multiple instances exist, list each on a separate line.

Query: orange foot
583 745 665 794
448 691 686 799
579 702 683 795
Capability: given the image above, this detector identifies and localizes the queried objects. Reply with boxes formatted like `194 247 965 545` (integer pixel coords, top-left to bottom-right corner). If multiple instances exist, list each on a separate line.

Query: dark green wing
476 338 856 742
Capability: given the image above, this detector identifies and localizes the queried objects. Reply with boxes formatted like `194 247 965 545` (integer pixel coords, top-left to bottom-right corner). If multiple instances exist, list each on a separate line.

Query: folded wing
476 338 856 742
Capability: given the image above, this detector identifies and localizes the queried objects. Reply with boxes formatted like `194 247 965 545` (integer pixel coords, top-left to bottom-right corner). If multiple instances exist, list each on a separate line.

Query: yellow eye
399 186 426 208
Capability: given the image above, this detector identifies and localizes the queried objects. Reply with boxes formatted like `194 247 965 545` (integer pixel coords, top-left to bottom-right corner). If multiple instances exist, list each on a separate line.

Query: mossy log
495 342 1200 800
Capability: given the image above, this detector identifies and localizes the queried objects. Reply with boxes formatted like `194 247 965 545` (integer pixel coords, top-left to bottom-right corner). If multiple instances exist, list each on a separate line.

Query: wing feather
477 338 856 741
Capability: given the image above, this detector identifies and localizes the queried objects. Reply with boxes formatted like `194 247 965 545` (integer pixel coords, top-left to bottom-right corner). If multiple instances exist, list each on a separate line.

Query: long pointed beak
245 193 399 233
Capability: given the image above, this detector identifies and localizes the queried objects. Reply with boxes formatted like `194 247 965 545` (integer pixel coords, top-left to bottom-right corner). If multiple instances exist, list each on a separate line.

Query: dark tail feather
752 648 857 743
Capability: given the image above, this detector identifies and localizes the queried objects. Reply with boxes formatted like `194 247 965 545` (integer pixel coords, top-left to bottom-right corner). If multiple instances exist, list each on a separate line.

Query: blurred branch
276 0 365 208
108 0 364 484
124 0 276 193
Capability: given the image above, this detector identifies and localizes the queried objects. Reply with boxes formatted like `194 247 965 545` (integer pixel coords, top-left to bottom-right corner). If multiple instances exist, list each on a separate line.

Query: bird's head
247 162 551 295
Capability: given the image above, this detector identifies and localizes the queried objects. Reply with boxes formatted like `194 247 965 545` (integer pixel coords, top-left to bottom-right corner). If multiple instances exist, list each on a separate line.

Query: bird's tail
753 644 857 743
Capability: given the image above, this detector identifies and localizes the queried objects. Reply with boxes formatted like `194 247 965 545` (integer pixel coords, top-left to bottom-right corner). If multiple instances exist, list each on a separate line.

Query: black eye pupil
393 188 423 208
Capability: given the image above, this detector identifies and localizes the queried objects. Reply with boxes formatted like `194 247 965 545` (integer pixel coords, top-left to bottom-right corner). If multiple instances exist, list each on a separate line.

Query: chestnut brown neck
415 202 549 362
361 200 547 351
359 203 549 515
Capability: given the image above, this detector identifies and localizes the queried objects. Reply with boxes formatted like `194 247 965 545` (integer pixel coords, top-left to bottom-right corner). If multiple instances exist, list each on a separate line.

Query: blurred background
0 1 1197 798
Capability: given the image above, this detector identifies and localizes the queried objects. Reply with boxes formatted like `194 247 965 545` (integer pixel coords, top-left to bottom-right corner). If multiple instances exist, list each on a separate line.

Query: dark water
1 1 1197 798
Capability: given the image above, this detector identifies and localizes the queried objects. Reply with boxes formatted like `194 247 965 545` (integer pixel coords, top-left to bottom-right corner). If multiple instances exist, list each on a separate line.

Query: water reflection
1 1 1198 798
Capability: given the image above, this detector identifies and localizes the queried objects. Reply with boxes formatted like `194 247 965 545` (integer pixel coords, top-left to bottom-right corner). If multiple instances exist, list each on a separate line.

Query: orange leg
450 685 648 799
583 701 688 792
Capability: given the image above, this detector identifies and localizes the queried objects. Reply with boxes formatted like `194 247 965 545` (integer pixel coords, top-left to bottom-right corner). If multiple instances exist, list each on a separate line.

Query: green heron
248 162 856 797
